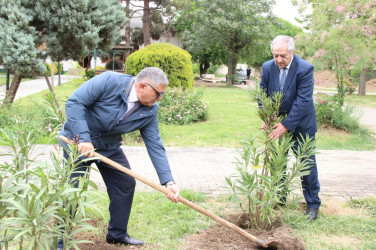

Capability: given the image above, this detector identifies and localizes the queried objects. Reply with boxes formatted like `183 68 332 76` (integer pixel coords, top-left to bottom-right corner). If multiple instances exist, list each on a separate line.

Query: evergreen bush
126 43 194 90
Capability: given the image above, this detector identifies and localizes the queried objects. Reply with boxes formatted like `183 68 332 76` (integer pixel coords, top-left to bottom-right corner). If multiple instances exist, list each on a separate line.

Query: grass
159 86 261 148
316 126 375 150
85 190 217 248
282 196 376 249
10 78 376 150
345 94 376 108
84 190 376 249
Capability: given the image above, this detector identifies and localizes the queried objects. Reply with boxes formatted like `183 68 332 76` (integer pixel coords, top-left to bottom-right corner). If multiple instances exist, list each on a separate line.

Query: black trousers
65 147 136 239
293 134 321 209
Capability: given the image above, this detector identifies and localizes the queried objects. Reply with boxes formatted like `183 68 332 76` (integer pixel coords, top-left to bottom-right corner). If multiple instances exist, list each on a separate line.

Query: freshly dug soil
181 214 304 250
77 213 304 250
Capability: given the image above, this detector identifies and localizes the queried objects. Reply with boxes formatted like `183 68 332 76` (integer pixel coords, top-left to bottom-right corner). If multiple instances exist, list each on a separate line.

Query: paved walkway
0 145 375 198
0 74 77 99
0 77 375 199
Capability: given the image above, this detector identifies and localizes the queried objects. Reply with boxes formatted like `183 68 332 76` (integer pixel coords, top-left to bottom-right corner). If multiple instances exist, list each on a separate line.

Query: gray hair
270 35 295 52
135 67 169 86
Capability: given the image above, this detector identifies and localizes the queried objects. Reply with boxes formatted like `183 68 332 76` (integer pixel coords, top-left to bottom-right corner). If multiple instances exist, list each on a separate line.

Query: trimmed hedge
126 43 194 90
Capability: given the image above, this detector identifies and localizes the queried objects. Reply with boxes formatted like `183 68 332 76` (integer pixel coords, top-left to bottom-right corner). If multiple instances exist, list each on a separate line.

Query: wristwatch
164 181 175 187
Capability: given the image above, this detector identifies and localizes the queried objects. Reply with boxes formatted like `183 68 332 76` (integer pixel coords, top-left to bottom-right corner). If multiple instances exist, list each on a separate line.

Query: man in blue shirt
58 67 179 247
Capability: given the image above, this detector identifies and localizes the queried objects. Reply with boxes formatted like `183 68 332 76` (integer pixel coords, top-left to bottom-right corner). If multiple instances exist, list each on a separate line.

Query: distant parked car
234 68 247 84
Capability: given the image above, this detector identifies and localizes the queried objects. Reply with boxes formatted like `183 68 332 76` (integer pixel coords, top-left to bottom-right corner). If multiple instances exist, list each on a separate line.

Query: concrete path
0 77 375 199
0 145 375 198
0 74 78 100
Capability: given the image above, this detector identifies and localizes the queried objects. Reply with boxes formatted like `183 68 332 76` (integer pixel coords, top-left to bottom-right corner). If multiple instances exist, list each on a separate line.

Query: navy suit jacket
59 71 173 184
260 54 317 136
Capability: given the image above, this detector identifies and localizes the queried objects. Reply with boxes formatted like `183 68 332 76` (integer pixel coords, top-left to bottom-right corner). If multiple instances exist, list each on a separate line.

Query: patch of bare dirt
366 78 376 91
314 70 338 88
194 79 227 87
319 196 358 217
181 216 304 250
314 70 376 91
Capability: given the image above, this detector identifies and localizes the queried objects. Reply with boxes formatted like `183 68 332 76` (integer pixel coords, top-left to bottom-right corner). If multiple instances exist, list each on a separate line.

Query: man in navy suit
259 35 320 222
58 67 179 248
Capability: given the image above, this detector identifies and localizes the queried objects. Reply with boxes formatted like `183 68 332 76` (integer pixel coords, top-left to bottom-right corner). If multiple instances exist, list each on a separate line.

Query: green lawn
11 79 375 150
345 94 376 108
160 87 261 148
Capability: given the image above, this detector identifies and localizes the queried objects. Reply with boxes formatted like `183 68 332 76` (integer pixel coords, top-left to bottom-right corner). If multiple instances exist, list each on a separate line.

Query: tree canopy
294 0 376 95
177 0 276 85
242 18 303 74
0 0 126 106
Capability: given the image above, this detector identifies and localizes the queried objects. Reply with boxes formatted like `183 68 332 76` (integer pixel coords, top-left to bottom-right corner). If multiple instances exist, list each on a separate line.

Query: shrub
85 69 95 79
105 59 124 70
315 95 360 132
226 90 315 230
0 130 99 249
126 43 194 90
158 88 208 125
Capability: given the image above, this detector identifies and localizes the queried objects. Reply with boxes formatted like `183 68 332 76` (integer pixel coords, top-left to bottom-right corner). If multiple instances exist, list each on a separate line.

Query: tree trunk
44 73 61 110
143 0 151 46
50 62 54 90
1 73 22 108
226 53 233 86
125 0 131 47
358 67 366 96
85 56 92 74
226 51 238 86
199 62 210 78
124 0 132 62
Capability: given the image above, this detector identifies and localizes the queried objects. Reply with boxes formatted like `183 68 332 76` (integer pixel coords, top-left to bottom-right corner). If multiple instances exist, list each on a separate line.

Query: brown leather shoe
306 207 319 222
106 234 144 246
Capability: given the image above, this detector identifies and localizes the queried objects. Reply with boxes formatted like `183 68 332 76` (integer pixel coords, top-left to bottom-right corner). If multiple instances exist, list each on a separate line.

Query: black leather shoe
306 207 319 222
106 234 144 246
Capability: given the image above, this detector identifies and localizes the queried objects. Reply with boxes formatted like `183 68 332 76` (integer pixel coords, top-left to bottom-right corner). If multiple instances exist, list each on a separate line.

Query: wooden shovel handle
58 135 268 247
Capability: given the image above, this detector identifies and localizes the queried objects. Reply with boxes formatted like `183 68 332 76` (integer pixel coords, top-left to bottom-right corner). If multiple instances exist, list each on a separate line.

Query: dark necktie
280 68 287 91
122 101 140 120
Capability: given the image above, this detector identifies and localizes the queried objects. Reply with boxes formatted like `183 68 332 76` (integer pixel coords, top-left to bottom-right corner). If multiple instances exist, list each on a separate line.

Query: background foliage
126 43 194 90
158 88 208 125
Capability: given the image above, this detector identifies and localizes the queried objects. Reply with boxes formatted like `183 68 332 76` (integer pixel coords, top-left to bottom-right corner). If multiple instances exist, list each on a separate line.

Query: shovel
58 135 268 248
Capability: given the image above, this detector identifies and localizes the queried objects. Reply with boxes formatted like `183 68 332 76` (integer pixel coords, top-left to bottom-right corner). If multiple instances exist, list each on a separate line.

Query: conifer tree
0 0 126 107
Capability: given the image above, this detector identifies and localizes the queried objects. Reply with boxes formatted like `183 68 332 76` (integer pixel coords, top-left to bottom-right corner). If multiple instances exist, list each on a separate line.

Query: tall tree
294 0 376 95
174 0 224 77
128 0 176 47
181 0 275 85
0 0 126 107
